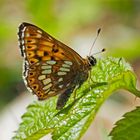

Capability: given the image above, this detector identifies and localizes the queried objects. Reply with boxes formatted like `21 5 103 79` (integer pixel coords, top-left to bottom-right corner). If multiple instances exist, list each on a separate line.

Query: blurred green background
0 0 140 139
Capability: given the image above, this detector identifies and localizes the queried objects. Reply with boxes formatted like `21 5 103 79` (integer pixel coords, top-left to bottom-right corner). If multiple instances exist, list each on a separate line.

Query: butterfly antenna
89 28 101 56
91 48 106 56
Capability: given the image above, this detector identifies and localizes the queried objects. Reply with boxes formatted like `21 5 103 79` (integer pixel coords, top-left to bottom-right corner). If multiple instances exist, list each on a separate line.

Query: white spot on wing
43 83 52 90
38 75 46 80
64 61 72 65
41 65 52 69
42 69 51 74
46 60 56 65
21 40 24 45
44 88 50 94
60 67 70 72
37 30 42 34
48 91 55 94
48 36 53 41
59 85 63 88
25 33 30 37
43 78 51 85
36 34 42 38
21 26 26 38
57 72 67 75
58 78 63 82
62 64 70 68
66 83 70 87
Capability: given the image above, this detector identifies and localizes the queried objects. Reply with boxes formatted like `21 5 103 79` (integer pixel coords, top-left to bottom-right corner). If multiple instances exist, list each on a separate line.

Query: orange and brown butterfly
18 22 101 109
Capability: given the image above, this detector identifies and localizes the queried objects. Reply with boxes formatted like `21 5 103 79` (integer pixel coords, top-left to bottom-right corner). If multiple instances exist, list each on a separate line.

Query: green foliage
0 67 22 110
12 57 140 140
108 38 140 60
25 0 101 36
0 21 15 46
26 0 57 32
110 107 140 140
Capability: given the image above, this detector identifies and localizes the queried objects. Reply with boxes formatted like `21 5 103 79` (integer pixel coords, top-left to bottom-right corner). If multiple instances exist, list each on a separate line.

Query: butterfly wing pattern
18 22 96 109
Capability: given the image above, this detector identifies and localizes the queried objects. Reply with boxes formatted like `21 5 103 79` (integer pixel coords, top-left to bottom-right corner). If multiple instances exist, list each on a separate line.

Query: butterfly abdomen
56 87 75 110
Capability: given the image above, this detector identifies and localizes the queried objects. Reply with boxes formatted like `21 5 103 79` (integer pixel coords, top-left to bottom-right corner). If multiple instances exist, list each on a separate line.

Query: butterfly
18 22 100 109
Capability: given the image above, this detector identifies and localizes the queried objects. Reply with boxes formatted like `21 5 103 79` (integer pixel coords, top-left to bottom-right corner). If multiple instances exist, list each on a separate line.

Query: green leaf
110 107 140 140
12 57 140 140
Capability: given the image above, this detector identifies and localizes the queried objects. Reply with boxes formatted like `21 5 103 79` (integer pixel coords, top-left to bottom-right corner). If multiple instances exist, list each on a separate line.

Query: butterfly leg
88 71 94 90
73 85 79 101
88 71 108 88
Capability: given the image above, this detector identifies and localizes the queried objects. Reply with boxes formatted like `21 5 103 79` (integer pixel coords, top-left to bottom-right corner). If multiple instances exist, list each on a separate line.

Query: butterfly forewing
18 23 89 103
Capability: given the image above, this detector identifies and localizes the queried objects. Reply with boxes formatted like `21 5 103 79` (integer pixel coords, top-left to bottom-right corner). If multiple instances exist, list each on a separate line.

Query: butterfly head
87 56 97 66
87 48 105 66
